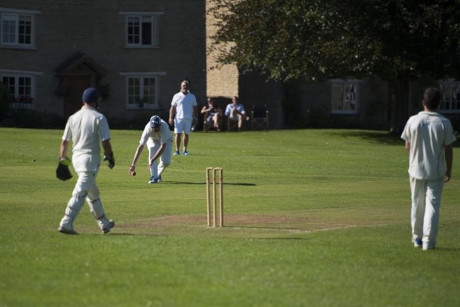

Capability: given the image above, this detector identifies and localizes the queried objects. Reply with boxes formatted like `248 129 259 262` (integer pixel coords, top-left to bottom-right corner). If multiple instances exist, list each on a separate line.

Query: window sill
126 105 159 110
0 45 37 50
11 103 35 110
124 45 159 49
331 111 358 115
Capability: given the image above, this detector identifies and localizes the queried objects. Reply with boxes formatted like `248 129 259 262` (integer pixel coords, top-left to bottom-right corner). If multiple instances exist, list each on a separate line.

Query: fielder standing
401 87 456 250
169 79 198 155
129 115 173 184
58 87 115 235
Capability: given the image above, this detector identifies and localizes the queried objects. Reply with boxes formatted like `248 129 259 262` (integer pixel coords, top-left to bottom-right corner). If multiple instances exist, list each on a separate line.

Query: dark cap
82 88 101 103
150 115 161 128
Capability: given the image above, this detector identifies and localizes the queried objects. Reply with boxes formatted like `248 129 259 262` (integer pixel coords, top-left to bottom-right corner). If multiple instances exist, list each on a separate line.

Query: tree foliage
209 0 460 82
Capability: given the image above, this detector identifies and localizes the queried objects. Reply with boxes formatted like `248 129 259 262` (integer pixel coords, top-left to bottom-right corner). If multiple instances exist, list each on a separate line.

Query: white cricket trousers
60 171 111 230
409 177 444 247
148 140 172 178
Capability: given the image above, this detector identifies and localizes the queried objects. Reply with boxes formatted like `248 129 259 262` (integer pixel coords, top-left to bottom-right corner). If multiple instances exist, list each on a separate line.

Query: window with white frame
439 79 460 113
120 12 162 48
0 8 39 49
331 79 359 114
125 75 159 109
1 74 34 103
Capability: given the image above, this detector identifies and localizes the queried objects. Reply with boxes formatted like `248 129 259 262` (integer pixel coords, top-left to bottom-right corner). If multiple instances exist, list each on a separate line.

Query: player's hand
104 154 115 169
128 165 136 176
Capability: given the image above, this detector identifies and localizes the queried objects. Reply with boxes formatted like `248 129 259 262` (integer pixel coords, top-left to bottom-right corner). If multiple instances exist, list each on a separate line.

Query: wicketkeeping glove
104 153 115 169
56 158 72 181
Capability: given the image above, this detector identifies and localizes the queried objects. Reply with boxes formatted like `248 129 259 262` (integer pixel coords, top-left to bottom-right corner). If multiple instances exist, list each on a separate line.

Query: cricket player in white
168 80 198 155
129 115 173 184
401 87 456 250
58 88 115 235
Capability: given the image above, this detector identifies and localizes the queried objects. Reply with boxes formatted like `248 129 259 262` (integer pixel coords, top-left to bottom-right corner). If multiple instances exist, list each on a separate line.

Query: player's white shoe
58 226 77 235
97 217 115 234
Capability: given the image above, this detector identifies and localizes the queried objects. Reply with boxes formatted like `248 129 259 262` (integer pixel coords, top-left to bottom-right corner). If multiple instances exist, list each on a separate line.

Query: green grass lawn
0 127 459 307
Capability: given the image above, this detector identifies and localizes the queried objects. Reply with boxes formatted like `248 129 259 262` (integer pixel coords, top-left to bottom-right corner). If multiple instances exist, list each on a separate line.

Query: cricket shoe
413 238 422 248
58 226 77 235
102 220 115 234
173 150 180 155
182 150 188 155
148 176 158 184
422 243 435 251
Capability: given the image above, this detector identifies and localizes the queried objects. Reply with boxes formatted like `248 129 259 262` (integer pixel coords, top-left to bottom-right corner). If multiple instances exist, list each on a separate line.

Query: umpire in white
58 87 115 234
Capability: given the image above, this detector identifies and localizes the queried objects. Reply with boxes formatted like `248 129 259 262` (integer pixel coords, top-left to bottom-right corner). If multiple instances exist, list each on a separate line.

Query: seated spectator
225 96 247 131
201 97 222 131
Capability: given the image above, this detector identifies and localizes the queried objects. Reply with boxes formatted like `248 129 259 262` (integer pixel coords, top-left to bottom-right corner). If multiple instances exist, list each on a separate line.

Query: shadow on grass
328 130 460 147
326 130 404 146
431 247 460 252
167 181 256 186
226 225 313 234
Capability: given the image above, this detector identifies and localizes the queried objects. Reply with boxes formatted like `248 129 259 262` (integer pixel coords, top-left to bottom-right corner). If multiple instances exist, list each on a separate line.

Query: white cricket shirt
171 92 197 120
139 120 173 147
401 111 456 180
62 106 111 172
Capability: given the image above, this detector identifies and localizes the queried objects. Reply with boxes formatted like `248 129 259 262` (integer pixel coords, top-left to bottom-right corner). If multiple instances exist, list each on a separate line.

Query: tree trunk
282 81 304 128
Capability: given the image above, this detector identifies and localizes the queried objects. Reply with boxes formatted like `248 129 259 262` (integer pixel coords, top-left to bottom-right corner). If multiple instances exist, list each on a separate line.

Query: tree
209 0 460 131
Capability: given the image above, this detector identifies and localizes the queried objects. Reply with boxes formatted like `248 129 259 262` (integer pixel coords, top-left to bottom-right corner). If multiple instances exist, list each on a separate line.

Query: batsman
57 87 116 235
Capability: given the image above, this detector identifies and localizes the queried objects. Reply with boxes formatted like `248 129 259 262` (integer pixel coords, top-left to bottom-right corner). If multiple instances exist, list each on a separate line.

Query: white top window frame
330 79 360 115
0 7 40 49
119 12 164 48
439 78 460 114
120 72 166 109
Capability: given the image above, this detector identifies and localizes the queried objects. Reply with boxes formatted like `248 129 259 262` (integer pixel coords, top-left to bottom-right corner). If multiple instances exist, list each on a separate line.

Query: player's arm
128 144 144 175
102 139 115 169
404 141 410 153
169 105 176 125
102 139 113 156
131 144 144 168
59 140 69 159
149 144 166 166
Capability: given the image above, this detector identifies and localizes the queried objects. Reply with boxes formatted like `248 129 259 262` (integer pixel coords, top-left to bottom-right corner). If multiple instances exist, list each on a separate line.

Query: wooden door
63 76 92 118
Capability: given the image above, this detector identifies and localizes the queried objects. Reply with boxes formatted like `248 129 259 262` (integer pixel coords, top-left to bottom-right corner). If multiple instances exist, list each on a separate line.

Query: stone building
0 0 207 128
1 1 459 130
